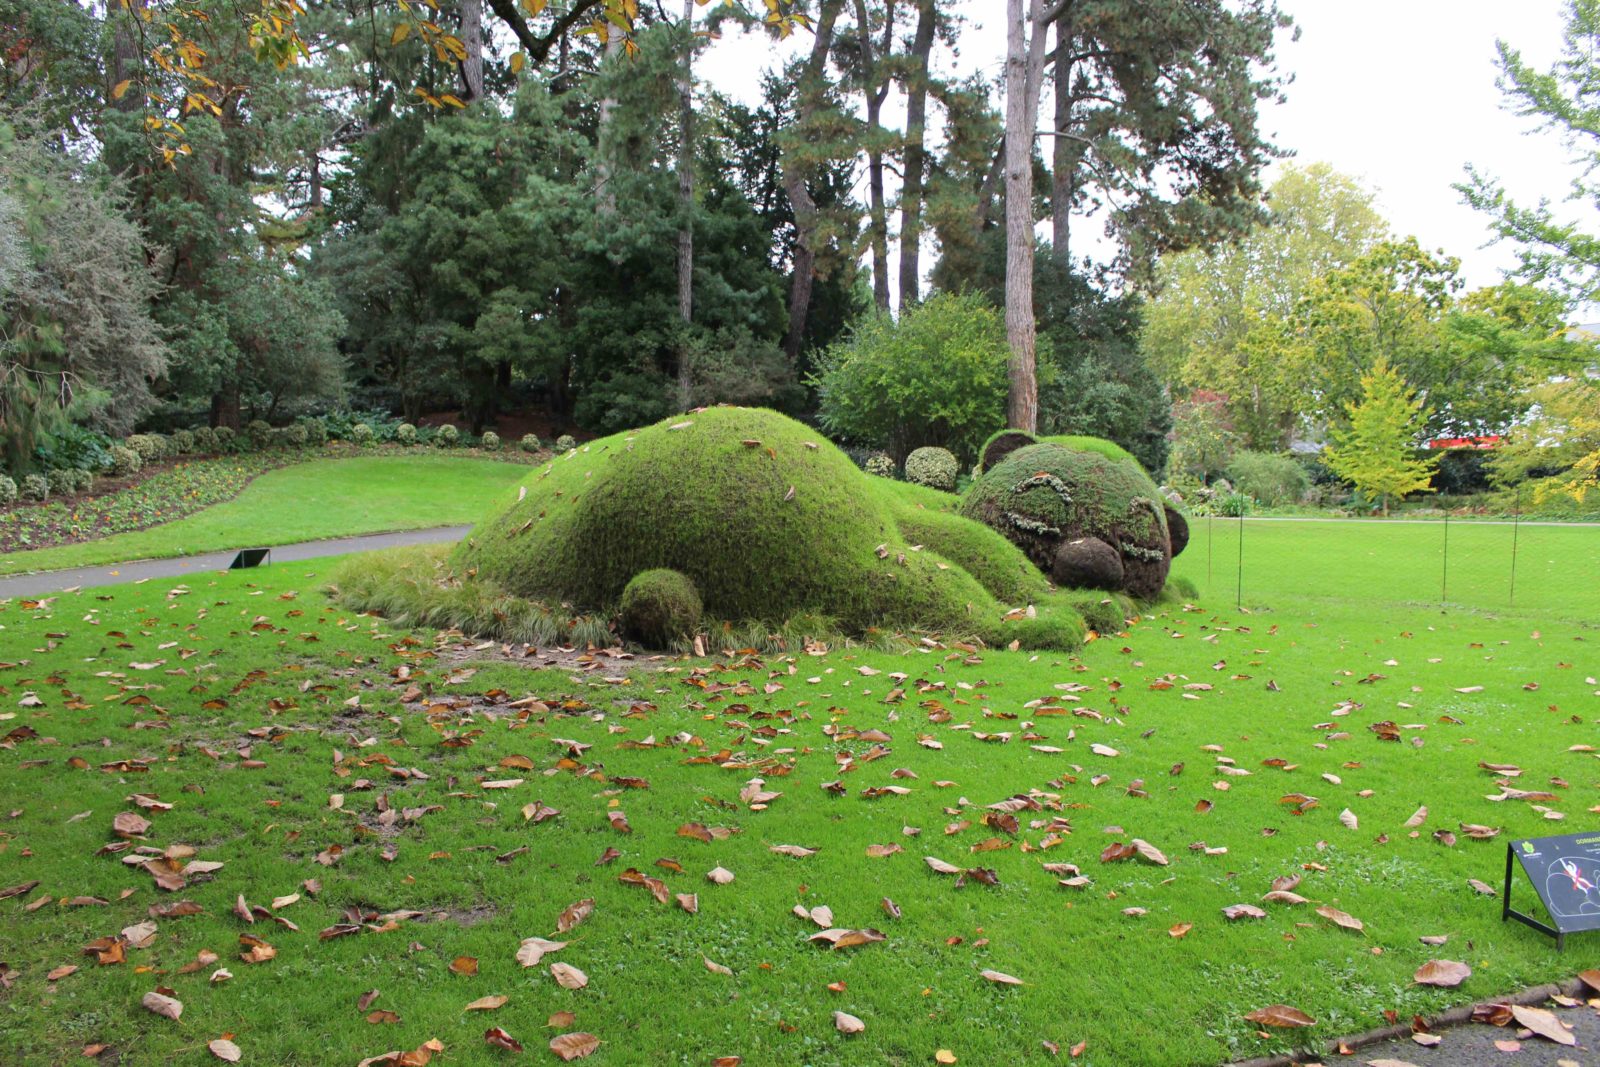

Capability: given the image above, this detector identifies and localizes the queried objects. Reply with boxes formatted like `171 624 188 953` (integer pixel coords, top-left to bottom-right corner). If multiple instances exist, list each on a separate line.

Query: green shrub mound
109 445 141 476
396 423 417 446
905 446 959 491
864 452 896 478
0 474 15 506
46 468 75 496
172 429 195 454
961 439 1183 600
452 407 1085 649
554 434 576 453
435 424 460 448
480 430 501 451
619 569 703 645
519 433 541 453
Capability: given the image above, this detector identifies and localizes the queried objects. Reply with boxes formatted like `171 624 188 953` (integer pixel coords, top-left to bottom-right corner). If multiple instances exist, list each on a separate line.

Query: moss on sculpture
619 569 702 646
960 438 1182 599
451 407 1085 649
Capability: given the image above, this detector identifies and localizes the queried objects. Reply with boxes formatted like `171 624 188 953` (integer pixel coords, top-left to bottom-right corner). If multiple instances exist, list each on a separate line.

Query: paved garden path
0 525 471 600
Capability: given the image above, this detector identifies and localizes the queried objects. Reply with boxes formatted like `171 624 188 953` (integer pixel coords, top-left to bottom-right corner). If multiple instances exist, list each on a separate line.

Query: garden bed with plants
0 441 546 556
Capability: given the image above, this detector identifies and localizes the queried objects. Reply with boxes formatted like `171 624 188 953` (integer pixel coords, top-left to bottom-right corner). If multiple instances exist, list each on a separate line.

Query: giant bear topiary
961 431 1187 600
450 407 1086 649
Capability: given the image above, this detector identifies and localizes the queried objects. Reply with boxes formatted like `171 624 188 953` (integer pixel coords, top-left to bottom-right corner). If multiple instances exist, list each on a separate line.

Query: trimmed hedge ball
350 423 375 446
283 423 309 448
20 474 49 502
70 468 94 492
46 468 75 496
904 446 959 492
213 426 237 451
192 426 217 452
864 453 896 478
300 419 328 446
110 445 142 476
0 474 16 506
519 433 541 453
480 430 501 451
554 434 576 453
125 434 161 463
434 424 460 448
618 568 703 647
396 423 417 446
172 429 195 454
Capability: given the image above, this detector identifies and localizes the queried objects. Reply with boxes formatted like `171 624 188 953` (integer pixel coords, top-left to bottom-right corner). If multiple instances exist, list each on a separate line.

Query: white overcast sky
698 0 1591 292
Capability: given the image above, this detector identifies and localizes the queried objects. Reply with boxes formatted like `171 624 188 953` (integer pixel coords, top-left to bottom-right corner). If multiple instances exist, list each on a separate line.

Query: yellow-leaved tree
1323 358 1438 516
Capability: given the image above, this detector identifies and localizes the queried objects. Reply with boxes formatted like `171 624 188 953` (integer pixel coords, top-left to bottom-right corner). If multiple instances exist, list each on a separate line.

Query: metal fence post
1440 508 1450 608
1509 484 1522 609
1235 504 1245 610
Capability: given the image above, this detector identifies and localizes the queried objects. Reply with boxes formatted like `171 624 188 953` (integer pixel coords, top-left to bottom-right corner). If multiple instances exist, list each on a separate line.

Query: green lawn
0 456 528 576
1176 514 1600 623
0 522 1596 1065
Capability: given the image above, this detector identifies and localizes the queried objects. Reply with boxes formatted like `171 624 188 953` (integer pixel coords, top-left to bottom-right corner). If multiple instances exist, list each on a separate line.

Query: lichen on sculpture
960 432 1187 600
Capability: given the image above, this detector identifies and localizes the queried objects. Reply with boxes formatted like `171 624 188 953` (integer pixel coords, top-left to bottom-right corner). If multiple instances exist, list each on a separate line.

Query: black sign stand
1503 843 1566 951
229 548 271 570
1501 832 1600 952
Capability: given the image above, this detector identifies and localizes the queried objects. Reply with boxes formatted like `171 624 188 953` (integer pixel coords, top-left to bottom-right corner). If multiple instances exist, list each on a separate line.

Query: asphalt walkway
0 525 471 600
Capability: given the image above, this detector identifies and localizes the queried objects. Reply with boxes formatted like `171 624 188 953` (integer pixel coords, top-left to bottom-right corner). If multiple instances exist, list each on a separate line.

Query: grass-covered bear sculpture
450 407 1087 650
963 430 1187 600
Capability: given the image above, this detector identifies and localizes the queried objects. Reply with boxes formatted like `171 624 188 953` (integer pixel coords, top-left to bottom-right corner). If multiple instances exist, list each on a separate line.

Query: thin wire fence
1173 489 1600 623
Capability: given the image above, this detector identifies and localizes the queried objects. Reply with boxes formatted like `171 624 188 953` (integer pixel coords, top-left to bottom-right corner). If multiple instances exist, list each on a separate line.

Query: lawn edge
1225 974 1590 1067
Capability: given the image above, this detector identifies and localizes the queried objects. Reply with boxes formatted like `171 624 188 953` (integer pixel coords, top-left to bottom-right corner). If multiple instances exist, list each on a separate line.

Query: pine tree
1324 359 1438 515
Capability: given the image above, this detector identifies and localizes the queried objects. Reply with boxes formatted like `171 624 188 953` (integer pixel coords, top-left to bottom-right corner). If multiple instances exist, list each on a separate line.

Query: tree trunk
1050 8 1082 266
675 0 695 407
459 0 485 102
210 387 240 431
780 0 843 364
1003 0 1048 432
855 0 895 313
109 0 146 114
897 0 937 313
595 30 623 215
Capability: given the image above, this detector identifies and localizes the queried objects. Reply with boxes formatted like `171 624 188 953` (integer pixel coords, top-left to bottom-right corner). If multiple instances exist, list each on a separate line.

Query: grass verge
0 456 529 576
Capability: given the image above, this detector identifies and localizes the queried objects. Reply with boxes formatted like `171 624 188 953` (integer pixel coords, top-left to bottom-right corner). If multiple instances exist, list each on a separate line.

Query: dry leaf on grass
980 969 1024 986
207 1038 242 1062
549 1032 601 1061
1413 960 1471 987
550 963 588 990
1243 1005 1315 1028
833 1011 865 1034
141 991 182 1020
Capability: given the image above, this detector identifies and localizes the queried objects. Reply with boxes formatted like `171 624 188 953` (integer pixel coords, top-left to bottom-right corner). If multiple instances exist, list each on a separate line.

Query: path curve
0 525 471 600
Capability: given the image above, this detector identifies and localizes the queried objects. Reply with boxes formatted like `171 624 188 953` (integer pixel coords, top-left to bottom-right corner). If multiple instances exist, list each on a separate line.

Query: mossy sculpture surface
961 433 1186 600
453 407 1085 649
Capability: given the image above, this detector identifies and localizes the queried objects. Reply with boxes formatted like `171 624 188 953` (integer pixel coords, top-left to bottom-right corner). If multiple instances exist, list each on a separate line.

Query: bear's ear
979 429 1037 473
1164 505 1189 558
